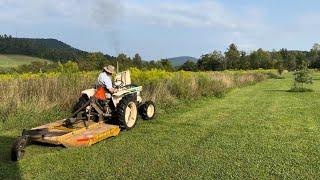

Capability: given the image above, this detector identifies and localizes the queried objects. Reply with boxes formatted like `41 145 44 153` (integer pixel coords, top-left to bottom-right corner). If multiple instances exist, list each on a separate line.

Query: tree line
1 34 320 73
180 43 320 72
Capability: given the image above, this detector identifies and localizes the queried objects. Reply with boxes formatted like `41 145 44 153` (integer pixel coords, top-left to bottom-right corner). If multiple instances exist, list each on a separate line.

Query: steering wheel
114 79 124 89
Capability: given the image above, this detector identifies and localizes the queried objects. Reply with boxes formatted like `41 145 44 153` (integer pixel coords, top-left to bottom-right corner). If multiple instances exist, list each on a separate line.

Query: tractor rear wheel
11 136 29 161
117 95 138 130
139 101 156 120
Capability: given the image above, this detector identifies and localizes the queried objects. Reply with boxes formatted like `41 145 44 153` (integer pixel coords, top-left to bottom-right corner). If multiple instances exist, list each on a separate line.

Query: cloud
0 0 265 30
120 0 269 51
90 0 124 29
123 1 267 32
0 0 84 24
0 0 271 54
124 1 237 29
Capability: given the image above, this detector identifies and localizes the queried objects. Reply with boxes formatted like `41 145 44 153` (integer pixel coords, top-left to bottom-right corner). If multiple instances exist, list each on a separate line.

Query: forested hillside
1 34 320 74
0 35 89 62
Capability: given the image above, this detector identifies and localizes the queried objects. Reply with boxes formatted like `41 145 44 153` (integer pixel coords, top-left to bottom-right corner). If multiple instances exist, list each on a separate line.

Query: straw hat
103 65 116 74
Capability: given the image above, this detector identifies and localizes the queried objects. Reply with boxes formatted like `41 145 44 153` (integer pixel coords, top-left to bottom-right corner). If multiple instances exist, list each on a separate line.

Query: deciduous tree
225 43 240 69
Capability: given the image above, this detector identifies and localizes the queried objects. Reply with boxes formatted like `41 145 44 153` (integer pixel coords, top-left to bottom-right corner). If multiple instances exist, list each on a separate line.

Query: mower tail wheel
11 136 29 161
139 101 156 120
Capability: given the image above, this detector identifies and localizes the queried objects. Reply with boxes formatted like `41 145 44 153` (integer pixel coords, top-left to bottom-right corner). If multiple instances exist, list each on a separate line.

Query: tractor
11 70 156 161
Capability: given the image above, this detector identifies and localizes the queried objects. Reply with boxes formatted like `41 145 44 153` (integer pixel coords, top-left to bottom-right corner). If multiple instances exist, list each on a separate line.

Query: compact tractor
11 70 156 161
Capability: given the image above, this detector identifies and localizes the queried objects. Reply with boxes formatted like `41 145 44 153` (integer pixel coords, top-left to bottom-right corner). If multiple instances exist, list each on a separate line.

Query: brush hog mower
11 71 156 161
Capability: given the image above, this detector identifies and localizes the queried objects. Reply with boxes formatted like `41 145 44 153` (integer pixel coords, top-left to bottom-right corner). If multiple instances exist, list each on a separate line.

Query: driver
96 65 116 98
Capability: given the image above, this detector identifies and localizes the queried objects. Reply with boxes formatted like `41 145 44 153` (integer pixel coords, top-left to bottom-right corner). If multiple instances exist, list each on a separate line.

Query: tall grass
132 69 270 101
0 69 274 125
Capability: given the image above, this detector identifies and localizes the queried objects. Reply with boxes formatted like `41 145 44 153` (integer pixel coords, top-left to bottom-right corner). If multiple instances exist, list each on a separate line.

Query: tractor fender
81 89 96 98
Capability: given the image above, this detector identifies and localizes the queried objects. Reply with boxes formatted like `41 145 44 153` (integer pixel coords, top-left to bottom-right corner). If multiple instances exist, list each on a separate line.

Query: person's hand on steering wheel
114 79 124 89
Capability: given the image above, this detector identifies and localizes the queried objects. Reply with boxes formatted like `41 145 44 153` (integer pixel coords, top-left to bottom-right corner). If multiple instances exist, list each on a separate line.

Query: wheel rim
125 102 137 128
147 105 155 118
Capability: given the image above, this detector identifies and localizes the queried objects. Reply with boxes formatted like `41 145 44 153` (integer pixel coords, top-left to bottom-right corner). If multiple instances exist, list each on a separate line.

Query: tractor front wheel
11 136 29 161
139 101 156 120
117 95 138 130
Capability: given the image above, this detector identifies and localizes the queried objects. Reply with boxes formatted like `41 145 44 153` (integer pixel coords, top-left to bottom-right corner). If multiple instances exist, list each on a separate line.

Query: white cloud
0 0 265 30
0 0 271 53
122 0 268 33
0 0 84 24
121 0 269 51
124 1 238 29
0 0 128 30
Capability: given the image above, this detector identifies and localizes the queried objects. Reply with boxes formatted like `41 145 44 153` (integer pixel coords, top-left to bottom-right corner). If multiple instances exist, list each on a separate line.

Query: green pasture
1 73 319 179
0 54 49 68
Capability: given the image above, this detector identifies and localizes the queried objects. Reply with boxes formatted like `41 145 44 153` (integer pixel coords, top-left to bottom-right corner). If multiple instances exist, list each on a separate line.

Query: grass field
0 54 49 67
1 73 319 179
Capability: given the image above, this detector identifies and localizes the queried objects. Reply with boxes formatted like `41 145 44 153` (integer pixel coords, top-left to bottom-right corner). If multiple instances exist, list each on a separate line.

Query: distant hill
168 56 198 66
20 38 78 50
0 36 91 62
0 54 50 68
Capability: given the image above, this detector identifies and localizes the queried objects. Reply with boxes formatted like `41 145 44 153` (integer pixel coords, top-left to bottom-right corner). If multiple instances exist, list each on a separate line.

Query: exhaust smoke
91 0 124 56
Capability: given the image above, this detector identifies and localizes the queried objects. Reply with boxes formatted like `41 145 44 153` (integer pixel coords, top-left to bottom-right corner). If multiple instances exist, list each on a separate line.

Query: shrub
57 61 79 73
289 66 313 92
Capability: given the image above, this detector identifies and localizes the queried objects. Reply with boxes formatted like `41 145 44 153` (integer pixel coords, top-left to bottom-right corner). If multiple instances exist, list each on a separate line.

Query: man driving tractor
96 65 116 98
96 65 117 113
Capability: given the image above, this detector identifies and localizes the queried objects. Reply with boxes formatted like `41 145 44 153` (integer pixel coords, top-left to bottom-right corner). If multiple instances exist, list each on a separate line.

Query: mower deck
27 120 120 148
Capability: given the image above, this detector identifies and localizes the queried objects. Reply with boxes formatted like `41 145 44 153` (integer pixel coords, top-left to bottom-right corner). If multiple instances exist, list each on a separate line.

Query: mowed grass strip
0 54 49 67
1 73 320 179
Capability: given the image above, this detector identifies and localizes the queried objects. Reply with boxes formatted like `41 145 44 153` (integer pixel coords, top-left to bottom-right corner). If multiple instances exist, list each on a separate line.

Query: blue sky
1 0 320 60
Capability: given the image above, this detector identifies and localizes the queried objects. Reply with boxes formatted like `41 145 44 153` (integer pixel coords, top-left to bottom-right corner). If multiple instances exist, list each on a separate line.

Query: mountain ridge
0 36 91 62
168 56 198 66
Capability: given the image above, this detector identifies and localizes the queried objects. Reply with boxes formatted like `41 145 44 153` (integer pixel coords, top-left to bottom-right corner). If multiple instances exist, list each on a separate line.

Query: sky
0 0 320 60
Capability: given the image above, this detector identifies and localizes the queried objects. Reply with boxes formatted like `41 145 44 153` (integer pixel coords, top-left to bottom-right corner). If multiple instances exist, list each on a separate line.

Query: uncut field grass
1 72 320 179
0 54 49 67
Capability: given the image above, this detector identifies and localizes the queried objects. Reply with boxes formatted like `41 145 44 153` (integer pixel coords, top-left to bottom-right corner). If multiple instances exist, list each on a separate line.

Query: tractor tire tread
117 94 137 130
139 101 156 120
